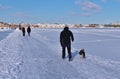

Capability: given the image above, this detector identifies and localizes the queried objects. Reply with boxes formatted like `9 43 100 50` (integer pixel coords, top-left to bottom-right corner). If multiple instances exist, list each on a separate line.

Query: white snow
0 28 120 79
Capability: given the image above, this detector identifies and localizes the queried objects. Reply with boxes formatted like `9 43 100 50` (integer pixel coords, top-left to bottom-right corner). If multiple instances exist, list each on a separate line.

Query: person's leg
23 33 25 36
67 45 72 61
62 46 66 59
28 33 30 36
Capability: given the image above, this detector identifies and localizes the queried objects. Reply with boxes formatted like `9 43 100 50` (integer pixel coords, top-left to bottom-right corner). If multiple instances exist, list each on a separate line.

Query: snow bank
0 29 22 79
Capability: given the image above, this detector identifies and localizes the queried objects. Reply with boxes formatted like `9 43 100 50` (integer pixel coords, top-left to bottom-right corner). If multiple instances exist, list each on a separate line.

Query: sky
0 0 120 24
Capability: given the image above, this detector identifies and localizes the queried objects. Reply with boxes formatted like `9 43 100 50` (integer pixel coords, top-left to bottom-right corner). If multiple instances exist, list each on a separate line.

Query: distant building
86 24 99 28
0 22 4 27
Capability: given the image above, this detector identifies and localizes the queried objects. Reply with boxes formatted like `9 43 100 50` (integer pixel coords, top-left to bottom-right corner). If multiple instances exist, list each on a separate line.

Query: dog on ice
79 49 86 58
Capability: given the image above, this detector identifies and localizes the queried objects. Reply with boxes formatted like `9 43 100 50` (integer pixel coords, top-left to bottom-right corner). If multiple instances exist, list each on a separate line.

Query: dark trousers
62 45 72 59
28 33 30 36
23 33 25 36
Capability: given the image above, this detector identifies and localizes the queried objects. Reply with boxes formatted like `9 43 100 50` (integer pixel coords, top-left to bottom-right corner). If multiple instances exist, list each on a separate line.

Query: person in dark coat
22 27 25 36
27 26 31 36
60 26 74 61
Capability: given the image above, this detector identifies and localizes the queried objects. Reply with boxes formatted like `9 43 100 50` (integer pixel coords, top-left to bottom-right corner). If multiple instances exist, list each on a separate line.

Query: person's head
28 24 30 27
64 26 69 31
22 26 25 28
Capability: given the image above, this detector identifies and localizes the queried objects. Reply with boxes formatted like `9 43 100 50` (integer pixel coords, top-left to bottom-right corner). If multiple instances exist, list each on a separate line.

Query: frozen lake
0 29 14 41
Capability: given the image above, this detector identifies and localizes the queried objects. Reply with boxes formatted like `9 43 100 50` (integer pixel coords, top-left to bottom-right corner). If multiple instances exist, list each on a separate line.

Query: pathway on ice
1 28 120 79
19 29 80 79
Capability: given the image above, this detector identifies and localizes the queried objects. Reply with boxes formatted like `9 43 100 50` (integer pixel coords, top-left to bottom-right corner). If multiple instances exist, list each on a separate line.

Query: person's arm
60 32 63 46
70 31 74 42
30 28 31 32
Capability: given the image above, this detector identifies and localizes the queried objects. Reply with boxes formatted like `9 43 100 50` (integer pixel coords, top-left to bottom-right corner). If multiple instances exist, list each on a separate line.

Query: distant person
60 26 74 61
27 26 31 36
22 27 25 36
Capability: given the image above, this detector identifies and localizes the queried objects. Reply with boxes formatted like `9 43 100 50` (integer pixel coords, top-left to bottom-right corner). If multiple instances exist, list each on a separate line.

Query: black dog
79 49 86 58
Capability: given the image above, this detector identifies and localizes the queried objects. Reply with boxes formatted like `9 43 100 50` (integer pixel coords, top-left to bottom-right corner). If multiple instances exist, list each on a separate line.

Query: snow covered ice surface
0 28 120 79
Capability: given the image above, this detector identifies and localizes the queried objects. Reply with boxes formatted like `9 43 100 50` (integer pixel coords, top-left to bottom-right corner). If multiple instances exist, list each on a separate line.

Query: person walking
60 26 74 61
27 26 31 36
22 27 25 36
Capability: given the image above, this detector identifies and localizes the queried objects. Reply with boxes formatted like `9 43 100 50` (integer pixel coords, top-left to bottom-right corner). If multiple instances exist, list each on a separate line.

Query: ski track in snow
0 28 120 79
